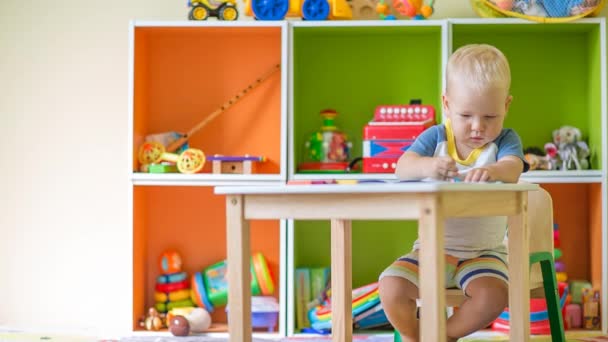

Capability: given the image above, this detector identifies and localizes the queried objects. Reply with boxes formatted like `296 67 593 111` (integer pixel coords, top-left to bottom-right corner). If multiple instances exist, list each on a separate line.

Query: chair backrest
525 187 554 285
443 187 554 306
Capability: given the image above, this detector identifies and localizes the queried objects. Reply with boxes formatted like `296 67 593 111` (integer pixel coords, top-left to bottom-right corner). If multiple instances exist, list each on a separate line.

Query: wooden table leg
419 195 446 342
508 192 530 342
226 195 252 342
331 219 352 342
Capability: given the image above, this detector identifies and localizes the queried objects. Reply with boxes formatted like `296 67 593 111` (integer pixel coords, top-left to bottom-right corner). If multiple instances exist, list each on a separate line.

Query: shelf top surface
215 181 538 195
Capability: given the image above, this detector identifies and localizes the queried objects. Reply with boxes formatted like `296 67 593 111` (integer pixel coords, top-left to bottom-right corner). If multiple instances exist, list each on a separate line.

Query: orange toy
159 249 183 275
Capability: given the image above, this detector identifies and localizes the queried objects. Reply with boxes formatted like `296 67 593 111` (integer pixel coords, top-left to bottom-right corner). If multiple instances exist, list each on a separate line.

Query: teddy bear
551 125 590 170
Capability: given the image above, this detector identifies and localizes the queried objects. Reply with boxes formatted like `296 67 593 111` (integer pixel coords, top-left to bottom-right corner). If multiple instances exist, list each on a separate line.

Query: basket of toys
470 0 605 22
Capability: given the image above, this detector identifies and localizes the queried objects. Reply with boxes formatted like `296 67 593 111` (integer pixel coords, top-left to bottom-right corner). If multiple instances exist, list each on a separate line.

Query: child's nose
471 117 484 131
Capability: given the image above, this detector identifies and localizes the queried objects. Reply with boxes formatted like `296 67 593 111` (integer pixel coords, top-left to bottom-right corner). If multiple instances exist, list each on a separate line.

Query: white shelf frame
285 18 608 337
128 18 608 337
128 20 290 336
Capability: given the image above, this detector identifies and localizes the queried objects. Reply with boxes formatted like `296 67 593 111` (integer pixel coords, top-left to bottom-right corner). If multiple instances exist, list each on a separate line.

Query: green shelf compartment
292 25 444 173
294 220 419 287
452 23 603 169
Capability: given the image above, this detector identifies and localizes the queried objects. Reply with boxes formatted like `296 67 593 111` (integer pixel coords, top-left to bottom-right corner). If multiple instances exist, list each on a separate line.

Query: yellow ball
376 3 390 14
421 4 433 18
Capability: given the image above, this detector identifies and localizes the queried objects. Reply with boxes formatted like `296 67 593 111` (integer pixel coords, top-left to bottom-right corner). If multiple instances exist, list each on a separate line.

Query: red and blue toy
362 100 435 173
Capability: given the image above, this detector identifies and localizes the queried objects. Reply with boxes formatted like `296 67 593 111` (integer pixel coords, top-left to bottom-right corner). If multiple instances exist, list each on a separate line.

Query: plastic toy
157 271 188 284
582 288 601 329
190 252 275 311
307 282 388 331
208 155 266 174
154 289 191 303
492 282 569 335
350 0 380 19
159 250 183 275
226 296 280 332
362 101 435 173
376 0 434 19
188 0 239 20
244 0 352 20
298 109 354 173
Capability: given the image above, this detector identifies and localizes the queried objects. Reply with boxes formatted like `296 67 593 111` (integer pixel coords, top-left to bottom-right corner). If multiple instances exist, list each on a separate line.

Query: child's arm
463 155 523 183
396 151 459 181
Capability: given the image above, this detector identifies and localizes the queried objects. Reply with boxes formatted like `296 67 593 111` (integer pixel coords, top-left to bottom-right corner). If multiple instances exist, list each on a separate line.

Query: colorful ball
159 249 183 275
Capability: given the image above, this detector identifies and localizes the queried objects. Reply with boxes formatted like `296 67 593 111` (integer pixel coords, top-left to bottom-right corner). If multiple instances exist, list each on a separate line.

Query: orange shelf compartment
132 25 284 175
133 186 281 331
541 184 603 292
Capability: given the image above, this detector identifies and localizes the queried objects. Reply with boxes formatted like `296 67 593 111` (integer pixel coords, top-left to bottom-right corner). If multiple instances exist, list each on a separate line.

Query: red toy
362 101 435 173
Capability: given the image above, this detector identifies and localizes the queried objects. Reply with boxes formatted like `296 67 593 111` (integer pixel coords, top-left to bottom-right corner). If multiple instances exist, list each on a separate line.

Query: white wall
0 0 605 337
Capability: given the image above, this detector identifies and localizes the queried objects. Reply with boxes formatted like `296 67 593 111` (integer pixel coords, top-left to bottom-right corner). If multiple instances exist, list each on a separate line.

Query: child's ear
505 95 513 113
442 94 449 113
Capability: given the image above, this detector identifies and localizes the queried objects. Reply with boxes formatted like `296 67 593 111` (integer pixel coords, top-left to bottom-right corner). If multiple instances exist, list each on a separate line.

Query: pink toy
564 303 582 329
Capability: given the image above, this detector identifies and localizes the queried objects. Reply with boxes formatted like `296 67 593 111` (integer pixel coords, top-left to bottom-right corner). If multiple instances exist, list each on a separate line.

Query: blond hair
446 44 511 95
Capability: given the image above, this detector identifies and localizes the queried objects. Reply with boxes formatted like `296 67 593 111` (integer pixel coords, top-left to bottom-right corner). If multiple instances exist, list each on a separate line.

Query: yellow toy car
244 0 352 20
188 0 239 20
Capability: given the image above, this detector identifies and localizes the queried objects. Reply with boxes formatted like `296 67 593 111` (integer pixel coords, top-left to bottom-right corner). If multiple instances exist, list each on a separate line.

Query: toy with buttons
154 250 195 314
362 100 436 173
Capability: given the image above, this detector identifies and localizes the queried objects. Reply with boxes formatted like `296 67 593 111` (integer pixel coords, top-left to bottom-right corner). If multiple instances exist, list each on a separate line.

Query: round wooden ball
169 315 190 336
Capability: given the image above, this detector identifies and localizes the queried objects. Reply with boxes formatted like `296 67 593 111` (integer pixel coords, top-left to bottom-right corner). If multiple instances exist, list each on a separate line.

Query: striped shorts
379 250 509 294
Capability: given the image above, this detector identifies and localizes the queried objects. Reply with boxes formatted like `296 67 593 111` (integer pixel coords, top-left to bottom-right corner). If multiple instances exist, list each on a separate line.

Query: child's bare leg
379 276 420 342
446 277 508 340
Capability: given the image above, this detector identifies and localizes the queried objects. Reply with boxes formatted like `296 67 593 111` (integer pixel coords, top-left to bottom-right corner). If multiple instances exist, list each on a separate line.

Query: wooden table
214 182 538 342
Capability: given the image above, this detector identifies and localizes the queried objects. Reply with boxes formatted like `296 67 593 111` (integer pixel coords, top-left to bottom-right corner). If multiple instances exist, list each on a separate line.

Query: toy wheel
190 5 209 20
251 0 289 20
138 142 165 165
177 148 206 174
302 0 330 20
219 4 239 20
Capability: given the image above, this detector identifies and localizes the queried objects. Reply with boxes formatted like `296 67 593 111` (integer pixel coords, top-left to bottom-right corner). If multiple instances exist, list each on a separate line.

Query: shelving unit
128 21 288 336
286 18 606 337
129 18 606 339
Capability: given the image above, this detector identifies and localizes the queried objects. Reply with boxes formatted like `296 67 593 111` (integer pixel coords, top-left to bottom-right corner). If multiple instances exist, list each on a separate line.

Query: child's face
442 84 512 150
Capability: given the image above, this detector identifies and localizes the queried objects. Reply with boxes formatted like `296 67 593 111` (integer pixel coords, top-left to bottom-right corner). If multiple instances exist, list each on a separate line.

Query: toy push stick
166 63 281 153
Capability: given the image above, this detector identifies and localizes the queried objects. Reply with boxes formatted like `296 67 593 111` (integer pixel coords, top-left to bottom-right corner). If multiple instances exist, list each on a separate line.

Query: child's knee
465 277 508 308
379 276 419 305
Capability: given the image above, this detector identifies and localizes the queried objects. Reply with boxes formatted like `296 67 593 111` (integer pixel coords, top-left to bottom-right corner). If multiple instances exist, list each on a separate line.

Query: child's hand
463 167 495 183
429 156 459 180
